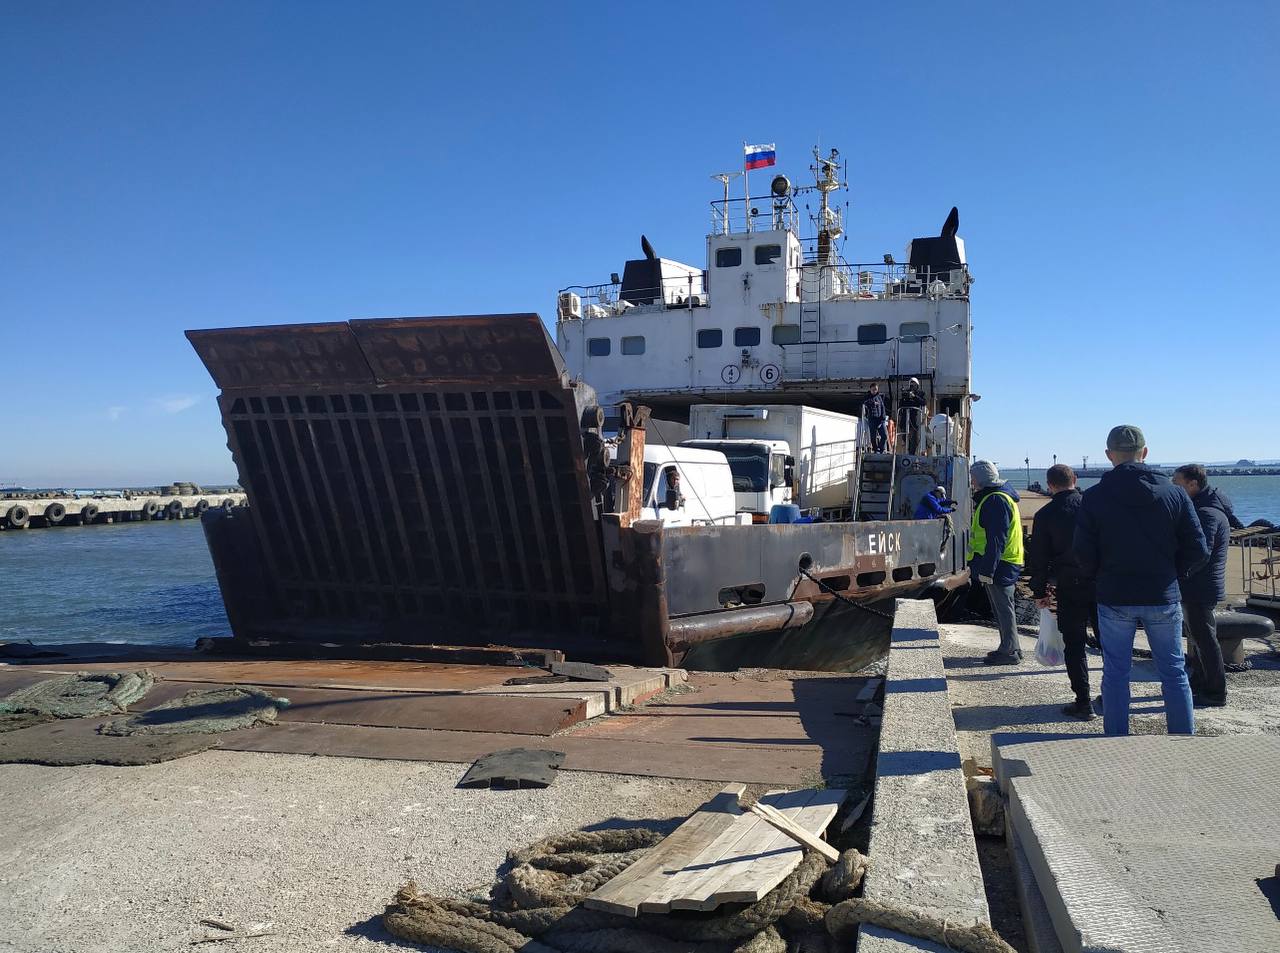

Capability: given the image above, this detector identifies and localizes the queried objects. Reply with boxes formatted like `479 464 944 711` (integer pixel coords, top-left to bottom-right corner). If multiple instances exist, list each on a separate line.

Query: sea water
0 519 228 648
1003 473 1280 526
2 476 1277 649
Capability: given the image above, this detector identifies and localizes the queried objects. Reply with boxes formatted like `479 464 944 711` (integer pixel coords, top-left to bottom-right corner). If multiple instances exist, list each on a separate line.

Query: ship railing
780 334 938 381
803 260 970 300
710 194 800 235
557 275 708 320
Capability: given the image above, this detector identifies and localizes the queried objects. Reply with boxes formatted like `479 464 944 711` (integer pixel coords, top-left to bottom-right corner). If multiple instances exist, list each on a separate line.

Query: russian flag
744 142 776 170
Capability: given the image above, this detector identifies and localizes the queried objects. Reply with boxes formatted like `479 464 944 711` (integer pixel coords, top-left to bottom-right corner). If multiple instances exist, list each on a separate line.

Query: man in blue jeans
1073 425 1209 736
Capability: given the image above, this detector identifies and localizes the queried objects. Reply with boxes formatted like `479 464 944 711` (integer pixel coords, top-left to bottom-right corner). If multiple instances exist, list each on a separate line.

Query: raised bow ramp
187 314 610 655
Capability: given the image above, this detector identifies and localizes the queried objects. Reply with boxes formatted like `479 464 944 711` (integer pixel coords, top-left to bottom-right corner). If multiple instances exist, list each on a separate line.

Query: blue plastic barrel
768 503 801 524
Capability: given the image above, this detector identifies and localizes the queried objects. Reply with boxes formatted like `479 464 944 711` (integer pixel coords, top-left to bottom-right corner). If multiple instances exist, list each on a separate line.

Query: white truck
683 404 860 516
639 444 752 527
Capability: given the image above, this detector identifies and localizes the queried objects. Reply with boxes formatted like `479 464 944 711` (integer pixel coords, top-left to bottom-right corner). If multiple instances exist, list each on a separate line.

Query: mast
812 147 842 264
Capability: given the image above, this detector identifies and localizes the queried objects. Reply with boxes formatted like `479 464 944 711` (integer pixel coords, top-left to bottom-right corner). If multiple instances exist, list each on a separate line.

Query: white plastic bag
1035 607 1065 667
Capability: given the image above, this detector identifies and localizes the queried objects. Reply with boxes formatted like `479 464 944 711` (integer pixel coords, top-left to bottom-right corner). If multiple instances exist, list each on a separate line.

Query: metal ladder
799 271 821 379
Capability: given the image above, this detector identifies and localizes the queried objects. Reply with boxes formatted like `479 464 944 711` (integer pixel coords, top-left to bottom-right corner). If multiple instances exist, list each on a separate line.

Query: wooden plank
662 789 844 912
646 789 816 913
583 784 745 916
703 790 843 907
749 802 841 861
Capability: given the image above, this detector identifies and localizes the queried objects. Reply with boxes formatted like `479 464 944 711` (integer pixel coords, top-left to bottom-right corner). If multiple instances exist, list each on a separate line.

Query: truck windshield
713 447 768 492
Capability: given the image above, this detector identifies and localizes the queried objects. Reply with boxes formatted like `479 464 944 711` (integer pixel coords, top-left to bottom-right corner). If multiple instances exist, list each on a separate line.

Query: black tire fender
80 503 100 524
166 500 184 519
44 503 66 524
140 500 159 518
6 505 29 528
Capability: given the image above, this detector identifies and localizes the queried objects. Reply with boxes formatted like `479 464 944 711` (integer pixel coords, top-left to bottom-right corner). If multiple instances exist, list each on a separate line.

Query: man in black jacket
1028 464 1097 720
1073 425 1209 736
1172 464 1230 707
862 383 888 453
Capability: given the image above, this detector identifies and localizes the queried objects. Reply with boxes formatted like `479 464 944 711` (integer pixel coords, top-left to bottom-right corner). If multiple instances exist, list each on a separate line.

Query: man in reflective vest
968 460 1024 664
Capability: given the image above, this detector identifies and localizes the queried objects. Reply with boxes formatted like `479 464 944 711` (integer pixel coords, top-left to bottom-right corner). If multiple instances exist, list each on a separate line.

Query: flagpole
743 141 750 233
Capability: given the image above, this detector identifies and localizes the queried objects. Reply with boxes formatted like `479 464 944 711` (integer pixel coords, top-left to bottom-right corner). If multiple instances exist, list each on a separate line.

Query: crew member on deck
862 383 888 453
898 378 927 455
913 486 956 520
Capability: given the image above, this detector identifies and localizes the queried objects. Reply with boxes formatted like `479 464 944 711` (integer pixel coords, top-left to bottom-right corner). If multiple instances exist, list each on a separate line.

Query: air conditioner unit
557 291 582 320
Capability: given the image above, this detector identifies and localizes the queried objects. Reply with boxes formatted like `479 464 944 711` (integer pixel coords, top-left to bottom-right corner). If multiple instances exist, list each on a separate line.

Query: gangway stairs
856 454 897 520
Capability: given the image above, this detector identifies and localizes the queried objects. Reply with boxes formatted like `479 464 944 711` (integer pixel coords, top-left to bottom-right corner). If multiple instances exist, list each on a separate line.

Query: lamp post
1025 455 1030 488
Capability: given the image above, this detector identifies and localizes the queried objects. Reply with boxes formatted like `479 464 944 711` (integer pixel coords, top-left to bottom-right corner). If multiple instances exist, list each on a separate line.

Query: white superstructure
555 147 973 457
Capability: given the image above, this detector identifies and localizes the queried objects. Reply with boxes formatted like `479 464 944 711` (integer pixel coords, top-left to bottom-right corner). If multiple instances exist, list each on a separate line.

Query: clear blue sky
2 1 1276 487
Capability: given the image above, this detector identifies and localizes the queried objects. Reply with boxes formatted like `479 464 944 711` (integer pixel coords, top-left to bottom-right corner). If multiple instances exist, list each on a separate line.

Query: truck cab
640 445 749 527
680 438 793 517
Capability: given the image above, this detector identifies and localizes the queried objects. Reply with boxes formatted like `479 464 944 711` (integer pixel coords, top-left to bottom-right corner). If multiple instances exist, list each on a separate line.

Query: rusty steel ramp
186 314 614 656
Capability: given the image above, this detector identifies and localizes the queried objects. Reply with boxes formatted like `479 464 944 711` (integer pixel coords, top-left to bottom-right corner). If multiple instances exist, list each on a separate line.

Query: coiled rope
382 825 1015 953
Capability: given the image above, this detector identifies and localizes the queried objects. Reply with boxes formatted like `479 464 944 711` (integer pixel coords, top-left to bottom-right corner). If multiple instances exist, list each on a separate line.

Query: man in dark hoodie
1028 464 1097 720
1172 464 1230 707
1073 426 1209 736
968 460 1024 664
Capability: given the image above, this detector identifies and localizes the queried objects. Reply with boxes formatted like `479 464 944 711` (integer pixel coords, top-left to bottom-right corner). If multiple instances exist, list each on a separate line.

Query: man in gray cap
1073 425 1209 736
967 460 1024 664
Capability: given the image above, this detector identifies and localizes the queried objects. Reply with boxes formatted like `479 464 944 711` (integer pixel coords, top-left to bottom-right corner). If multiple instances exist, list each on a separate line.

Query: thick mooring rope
382 826 1016 953
0 671 155 719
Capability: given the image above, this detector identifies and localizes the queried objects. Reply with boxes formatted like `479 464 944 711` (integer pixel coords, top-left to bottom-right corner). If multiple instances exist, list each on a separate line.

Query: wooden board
584 784 746 916
584 785 844 916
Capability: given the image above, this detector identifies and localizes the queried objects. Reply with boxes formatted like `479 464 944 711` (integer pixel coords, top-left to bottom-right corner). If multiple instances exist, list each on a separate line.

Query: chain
798 567 896 621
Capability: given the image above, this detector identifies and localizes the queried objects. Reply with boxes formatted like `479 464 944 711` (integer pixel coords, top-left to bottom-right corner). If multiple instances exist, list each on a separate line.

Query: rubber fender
5 504 29 528
165 500 184 517
1213 610 1276 642
140 500 159 518
44 503 66 523
80 503 100 523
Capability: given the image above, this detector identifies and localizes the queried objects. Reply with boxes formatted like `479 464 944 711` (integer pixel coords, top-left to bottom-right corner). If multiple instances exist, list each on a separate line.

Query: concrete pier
0 491 246 529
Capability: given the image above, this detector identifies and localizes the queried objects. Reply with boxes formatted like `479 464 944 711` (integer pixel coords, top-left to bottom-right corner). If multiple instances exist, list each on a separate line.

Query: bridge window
715 247 742 267
621 335 646 355
734 327 761 347
754 244 782 265
587 337 611 356
899 321 931 343
697 329 723 348
857 323 887 345
772 324 801 345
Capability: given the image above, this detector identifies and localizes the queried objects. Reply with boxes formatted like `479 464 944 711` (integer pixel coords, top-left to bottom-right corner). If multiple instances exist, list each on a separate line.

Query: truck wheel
6 505 29 528
44 503 66 525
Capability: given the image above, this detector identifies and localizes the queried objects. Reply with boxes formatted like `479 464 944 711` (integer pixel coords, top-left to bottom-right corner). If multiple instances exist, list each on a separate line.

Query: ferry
187 145 978 671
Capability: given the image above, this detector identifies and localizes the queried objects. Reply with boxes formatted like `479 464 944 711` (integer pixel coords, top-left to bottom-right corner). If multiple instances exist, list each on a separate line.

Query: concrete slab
995 735 1280 953
860 600 990 953
1007 816 1065 953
